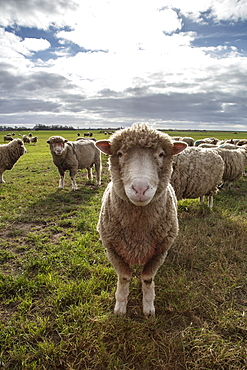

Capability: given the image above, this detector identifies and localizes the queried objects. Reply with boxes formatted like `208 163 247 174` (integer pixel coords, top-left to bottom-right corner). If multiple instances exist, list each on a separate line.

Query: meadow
0 129 247 369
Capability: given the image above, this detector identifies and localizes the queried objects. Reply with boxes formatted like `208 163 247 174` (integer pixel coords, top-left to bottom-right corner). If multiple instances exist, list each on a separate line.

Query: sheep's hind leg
0 173 5 183
95 162 102 185
141 251 168 318
70 168 78 190
86 167 93 182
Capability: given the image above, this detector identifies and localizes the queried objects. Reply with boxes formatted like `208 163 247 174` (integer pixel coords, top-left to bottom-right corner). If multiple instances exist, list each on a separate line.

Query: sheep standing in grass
170 147 225 208
47 136 101 190
0 139 26 183
95 123 187 317
214 147 247 188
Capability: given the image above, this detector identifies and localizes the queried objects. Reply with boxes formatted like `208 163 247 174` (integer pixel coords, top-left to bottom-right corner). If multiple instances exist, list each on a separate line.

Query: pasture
0 129 247 369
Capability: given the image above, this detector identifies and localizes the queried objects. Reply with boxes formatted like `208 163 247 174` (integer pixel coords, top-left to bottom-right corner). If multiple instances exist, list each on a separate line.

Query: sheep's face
118 146 165 206
96 123 187 206
51 142 66 155
47 137 68 156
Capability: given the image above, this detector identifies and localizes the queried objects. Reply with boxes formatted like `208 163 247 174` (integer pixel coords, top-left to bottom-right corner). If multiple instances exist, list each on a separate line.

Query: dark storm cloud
79 91 247 125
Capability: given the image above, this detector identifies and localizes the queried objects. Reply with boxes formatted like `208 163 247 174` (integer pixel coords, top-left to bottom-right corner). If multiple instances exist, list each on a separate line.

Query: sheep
181 137 195 146
47 136 101 190
237 139 247 146
171 136 195 146
0 139 26 183
195 137 219 146
76 137 96 142
22 135 30 144
170 147 225 208
95 123 187 317
30 136 38 144
213 147 247 188
4 135 13 142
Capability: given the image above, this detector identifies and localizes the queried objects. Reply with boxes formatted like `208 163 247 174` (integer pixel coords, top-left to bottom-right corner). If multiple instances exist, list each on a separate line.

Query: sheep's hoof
114 302 127 316
143 303 155 318
144 310 155 319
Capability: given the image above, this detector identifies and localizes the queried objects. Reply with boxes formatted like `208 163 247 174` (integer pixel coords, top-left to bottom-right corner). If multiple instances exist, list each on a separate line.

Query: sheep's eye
159 151 165 158
117 150 123 157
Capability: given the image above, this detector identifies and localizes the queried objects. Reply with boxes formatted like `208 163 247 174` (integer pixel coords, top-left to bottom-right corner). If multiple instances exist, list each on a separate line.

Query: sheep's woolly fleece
0 139 26 171
47 136 66 144
109 123 174 155
171 147 225 200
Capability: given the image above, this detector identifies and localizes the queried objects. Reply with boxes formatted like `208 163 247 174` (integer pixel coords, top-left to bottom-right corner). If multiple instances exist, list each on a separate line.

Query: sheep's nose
132 180 149 198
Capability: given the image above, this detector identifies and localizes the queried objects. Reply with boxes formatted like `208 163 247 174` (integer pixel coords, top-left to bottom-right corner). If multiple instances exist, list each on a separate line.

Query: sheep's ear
95 140 112 155
46 140 50 144
64 139 68 143
172 141 187 155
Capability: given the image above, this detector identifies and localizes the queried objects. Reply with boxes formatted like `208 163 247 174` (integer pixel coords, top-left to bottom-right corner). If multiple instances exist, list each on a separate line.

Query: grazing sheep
170 147 225 208
0 139 26 183
4 135 13 142
22 135 30 144
213 147 247 188
95 123 187 317
30 136 38 144
47 136 101 190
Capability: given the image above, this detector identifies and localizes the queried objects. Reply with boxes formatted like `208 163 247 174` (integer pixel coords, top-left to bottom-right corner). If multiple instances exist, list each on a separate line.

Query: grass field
0 129 247 369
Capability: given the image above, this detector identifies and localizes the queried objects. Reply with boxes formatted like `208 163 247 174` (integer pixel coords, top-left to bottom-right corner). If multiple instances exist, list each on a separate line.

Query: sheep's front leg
141 251 168 318
107 250 131 316
58 168 65 189
70 167 78 190
115 275 131 315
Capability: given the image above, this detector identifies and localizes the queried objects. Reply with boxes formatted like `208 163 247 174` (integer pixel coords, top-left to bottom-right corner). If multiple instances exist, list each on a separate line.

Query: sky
0 0 247 131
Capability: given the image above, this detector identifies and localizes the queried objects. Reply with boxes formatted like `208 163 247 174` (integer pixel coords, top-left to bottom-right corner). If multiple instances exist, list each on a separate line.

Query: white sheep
47 136 101 190
195 137 219 146
213 147 247 188
170 147 225 208
95 123 187 317
0 139 27 183
171 136 195 146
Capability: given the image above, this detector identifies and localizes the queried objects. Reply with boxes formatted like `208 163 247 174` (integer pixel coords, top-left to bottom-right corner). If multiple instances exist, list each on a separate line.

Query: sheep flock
1 126 247 318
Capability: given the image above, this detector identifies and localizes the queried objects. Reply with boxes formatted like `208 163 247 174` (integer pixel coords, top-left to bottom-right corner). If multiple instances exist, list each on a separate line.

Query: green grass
0 130 247 369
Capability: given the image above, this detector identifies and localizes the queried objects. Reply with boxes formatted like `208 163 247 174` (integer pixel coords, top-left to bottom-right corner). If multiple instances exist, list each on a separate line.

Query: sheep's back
215 148 247 182
0 142 24 170
72 141 100 168
171 147 224 199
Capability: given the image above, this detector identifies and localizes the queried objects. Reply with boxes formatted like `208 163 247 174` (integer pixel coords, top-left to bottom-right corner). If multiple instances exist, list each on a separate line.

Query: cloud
20 38 50 52
0 1 247 130
0 0 79 28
